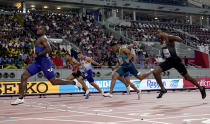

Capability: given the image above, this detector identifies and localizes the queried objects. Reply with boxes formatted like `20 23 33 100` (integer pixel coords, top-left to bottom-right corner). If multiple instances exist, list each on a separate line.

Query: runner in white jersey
77 52 104 96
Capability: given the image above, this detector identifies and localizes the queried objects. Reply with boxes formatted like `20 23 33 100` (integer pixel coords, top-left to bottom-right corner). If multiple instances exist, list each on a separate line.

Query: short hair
40 26 48 31
110 42 118 47
65 53 71 56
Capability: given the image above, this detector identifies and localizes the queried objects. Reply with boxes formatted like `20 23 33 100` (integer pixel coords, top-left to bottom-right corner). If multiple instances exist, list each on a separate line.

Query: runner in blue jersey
11 26 82 105
77 53 105 96
103 42 154 97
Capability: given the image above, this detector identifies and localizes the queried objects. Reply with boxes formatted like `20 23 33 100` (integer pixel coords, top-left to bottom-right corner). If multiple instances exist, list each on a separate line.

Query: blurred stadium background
0 0 210 95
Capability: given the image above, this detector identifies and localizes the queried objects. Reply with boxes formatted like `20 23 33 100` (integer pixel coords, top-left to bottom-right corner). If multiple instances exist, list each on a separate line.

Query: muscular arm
127 41 137 49
168 35 182 42
127 44 134 49
72 58 81 66
112 61 120 71
122 48 134 63
159 32 182 43
86 57 101 67
37 37 52 56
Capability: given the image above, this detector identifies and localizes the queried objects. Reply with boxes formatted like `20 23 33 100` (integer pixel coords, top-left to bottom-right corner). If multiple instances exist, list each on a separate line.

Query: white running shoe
73 79 83 89
103 93 113 98
85 90 90 99
127 85 131 95
11 98 24 105
137 90 142 100
101 91 104 96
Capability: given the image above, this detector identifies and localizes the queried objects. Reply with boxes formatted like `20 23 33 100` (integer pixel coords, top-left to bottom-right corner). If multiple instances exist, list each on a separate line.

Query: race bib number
162 48 171 58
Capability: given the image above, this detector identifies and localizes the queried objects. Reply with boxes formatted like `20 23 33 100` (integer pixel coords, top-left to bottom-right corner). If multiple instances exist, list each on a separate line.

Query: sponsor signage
131 79 183 90
0 79 184 95
0 81 59 95
183 78 210 88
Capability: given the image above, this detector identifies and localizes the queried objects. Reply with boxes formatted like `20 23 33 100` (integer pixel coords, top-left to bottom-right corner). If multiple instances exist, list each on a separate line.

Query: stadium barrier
0 79 184 96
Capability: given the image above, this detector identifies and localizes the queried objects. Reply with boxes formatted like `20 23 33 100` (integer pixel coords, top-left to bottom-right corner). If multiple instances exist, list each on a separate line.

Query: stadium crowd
3 10 208 69
0 11 157 69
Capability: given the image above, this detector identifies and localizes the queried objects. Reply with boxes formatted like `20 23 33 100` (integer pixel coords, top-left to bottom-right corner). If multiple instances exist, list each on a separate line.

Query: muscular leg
184 73 203 91
135 70 153 81
109 72 121 94
90 82 103 94
66 74 75 80
153 66 166 92
77 76 89 92
124 76 140 93
118 76 129 87
49 77 76 85
19 70 31 99
153 66 167 98
184 73 206 99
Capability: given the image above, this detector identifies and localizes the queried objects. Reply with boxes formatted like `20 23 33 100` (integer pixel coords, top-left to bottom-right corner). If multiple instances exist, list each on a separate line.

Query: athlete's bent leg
184 73 206 99
135 69 153 80
66 74 75 80
77 76 89 92
118 76 129 87
49 77 76 85
124 76 140 93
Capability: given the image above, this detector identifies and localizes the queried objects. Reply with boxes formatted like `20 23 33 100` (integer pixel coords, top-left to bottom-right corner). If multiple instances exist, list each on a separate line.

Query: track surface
0 90 210 124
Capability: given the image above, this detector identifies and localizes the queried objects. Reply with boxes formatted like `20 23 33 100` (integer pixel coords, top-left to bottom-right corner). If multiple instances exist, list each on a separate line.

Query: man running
65 53 90 99
153 30 206 99
112 41 142 99
77 52 104 95
103 42 154 97
112 58 142 99
11 26 82 105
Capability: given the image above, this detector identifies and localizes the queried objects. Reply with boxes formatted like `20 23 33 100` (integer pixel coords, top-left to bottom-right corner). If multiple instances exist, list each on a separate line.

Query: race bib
162 48 171 58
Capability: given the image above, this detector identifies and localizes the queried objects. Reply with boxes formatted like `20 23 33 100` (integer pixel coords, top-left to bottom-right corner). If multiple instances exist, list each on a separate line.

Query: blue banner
59 80 128 93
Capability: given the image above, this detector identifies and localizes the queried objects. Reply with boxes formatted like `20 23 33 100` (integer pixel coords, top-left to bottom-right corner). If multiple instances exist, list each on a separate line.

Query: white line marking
147 114 210 121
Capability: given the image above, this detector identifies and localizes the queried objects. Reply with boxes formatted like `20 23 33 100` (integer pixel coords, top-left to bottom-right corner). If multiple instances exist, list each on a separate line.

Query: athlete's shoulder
85 57 92 61
39 35 48 41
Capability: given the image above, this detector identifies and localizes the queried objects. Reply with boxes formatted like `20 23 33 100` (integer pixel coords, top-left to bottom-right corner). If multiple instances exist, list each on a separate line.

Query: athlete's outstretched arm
158 31 182 42
37 37 52 56
168 35 182 42
86 57 102 67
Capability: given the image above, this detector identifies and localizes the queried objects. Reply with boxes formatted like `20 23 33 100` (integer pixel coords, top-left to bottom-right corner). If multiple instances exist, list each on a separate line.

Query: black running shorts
72 71 82 78
159 57 187 76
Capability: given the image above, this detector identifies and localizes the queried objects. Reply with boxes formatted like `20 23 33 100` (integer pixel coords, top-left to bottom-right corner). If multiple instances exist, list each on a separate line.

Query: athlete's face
65 54 71 60
111 45 118 53
37 27 46 35
77 53 83 59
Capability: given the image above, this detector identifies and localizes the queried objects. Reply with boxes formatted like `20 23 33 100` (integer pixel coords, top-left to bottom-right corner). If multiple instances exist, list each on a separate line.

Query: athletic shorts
116 61 138 77
159 57 187 76
124 72 130 77
82 69 94 83
26 57 55 80
72 71 82 78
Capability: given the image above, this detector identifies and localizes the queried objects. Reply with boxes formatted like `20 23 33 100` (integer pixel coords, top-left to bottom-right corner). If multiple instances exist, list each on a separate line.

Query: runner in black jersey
153 30 206 99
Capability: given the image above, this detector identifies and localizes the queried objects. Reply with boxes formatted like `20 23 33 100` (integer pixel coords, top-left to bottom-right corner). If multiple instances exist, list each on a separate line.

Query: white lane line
147 114 210 121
